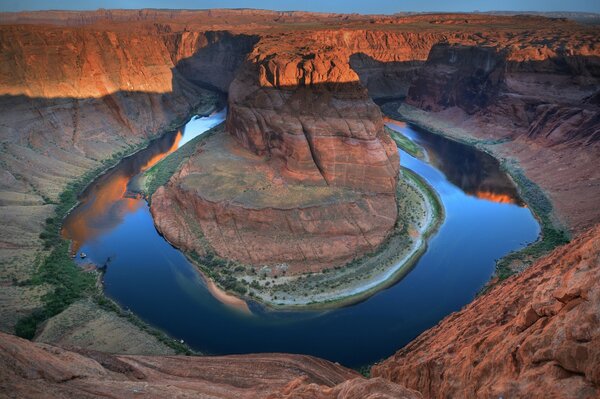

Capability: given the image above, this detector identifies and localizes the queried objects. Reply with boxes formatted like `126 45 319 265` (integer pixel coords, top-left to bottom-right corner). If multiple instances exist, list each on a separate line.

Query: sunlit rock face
226 50 400 193
373 225 600 399
152 46 401 273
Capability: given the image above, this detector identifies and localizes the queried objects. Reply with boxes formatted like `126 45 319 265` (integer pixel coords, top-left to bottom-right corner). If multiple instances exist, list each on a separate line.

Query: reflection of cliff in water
62 130 182 253
385 117 524 207
416 126 525 206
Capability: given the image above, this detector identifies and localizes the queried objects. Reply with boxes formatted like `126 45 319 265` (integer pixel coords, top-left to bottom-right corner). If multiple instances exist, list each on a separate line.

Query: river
62 107 540 368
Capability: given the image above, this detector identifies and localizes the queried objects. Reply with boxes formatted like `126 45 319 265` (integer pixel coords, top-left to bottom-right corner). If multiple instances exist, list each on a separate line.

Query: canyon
0 9 599 398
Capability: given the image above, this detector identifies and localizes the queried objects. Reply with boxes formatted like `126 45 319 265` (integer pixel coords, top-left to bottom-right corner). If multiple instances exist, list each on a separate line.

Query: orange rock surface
0 331 421 399
372 225 600 399
151 131 398 272
0 11 599 398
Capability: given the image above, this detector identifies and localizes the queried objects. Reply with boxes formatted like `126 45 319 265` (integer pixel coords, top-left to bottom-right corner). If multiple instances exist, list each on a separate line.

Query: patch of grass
15 241 96 339
189 251 249 296
494 163 570 280
18 154 131 338
385 126 425 159
94 294 192 354
39 147 139 248
17 95 221 342
402 168 443 234
142 123 224 199
381 99 570 282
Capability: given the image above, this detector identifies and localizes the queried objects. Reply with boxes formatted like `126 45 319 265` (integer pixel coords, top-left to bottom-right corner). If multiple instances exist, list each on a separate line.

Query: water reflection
384 118 524 206
62 109 226 254
60 106 539 368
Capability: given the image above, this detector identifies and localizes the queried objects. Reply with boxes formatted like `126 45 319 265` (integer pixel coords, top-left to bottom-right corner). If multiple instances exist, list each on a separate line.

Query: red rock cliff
372 225 600 399
226 49 399 193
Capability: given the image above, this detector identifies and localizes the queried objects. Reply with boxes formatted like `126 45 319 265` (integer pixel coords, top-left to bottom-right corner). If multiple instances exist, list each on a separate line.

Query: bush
15 242 95 339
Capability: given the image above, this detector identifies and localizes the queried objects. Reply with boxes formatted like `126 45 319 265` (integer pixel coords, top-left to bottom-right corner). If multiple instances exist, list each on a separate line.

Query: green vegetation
142 123 224 199
402 168 443 236
385 126 425 159
15 241 96 339
189 251 249 296
170 166 442 309
17 148 138 338
494 163 570 280
15 115 218 346
381 100 570 282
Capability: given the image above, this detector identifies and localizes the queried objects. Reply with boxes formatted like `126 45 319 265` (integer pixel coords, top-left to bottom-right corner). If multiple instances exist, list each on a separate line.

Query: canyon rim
0 5 599 399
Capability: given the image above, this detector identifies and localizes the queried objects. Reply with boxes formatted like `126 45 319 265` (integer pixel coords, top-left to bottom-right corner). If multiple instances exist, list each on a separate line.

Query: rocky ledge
0 331 420 399
150 47 401 279
372 224 600 398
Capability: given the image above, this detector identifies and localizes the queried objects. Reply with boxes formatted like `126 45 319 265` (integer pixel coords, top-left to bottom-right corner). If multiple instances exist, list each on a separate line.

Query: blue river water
62 109 540 368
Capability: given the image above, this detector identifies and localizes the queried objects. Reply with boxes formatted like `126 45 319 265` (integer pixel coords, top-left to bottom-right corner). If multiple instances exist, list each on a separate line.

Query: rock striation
1 9 599 377
151 40 401 272
0 331 421 399
372 225 600 399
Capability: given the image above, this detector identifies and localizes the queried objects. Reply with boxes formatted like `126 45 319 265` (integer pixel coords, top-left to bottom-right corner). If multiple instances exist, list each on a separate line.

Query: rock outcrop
1 224 599 398
399 35 600 233
1 9 599 380
372 225 600 399
151 128 398 273
0 331 421 399
407 44 507 113
152 39 402 272
227 51 400 193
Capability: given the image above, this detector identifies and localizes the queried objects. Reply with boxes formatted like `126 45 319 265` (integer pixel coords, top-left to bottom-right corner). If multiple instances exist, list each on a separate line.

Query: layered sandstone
0 330 422 399
1 225 599 398
372 225 600 398
151 128 398 273
151 39 401 272
227 51 400 193
0 7 599 366
400 37 600 233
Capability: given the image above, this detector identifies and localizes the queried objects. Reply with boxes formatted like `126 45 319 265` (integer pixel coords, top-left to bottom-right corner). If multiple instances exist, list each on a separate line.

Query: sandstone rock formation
400 36 600 233
1 224 598 398
1 8 599 366
372 225 600 399
151 38 402 272
151 128 398 273
0 331 421 399
227 52 400 193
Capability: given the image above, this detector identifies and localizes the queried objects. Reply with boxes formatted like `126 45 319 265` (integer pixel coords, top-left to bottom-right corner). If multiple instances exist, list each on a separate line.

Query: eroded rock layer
227 49 400 193
0 331 421 399
1 8 599 366
151 129 398 272
372 225 600 399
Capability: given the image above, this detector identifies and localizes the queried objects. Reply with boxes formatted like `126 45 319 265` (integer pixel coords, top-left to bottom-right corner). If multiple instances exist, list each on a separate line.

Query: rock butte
0 9 599 398
151 46 401 272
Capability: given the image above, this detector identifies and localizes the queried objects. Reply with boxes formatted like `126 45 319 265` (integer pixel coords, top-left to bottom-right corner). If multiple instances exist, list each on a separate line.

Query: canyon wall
1 225 598 398
399 37 600 232
372 224 600 399
151 32 407 273
0 12 599 394
0 23 251 344
227 49 399 193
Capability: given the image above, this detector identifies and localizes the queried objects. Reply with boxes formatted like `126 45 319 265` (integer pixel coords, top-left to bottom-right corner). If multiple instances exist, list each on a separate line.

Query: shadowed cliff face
152 43 403 272
407 44 507 114
0 11 599 396
227 53 400 193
